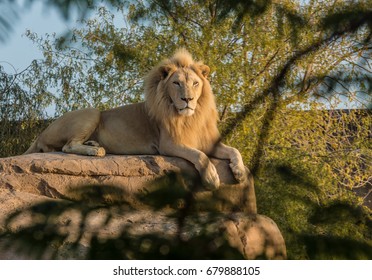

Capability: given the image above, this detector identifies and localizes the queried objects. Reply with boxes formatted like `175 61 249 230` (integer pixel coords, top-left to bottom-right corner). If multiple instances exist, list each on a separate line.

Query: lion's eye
193 81 199 87
173 81 181 87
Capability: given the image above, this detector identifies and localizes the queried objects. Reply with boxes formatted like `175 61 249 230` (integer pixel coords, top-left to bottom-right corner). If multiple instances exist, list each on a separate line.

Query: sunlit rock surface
0 153 286 259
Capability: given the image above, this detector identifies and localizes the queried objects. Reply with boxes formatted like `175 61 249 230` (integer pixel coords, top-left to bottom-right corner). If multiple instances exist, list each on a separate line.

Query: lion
24 49 246 190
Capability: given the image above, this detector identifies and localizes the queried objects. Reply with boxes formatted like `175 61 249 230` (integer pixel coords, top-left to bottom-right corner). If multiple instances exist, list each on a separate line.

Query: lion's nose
181 97 194 103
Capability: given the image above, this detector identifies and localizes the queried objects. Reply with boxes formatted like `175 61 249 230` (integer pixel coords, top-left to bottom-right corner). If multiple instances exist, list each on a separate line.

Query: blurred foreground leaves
0 176 245 259
0 170 371 259
1 0 371 259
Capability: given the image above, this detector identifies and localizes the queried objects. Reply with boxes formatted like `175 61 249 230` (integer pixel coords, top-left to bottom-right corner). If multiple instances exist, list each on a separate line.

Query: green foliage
1 0 372 258
229 108 371 258
0 65 52 156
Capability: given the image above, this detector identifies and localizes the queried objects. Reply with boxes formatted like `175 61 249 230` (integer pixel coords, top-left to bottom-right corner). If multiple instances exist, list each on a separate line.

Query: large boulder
0 153 286 259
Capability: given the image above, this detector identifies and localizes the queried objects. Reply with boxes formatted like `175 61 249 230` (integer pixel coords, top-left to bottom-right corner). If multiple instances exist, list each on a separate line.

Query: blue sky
0 2 369 109
0 1 75 73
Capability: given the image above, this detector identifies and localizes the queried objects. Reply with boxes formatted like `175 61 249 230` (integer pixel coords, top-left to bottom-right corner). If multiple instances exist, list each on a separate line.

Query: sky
0 1 76 73
0 1 370 109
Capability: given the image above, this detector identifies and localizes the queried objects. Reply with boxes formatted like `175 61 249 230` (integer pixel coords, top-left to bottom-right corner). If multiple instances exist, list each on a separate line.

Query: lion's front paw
95 147 106 157
87 146 106 157
202 162 220 190
230 159 247 183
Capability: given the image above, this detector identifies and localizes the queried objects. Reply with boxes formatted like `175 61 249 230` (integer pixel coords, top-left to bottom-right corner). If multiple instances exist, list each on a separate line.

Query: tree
0 63 52 156
1 0 371 258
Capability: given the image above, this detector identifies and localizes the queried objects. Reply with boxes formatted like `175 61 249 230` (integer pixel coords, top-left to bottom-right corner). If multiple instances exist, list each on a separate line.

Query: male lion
24 49 246 190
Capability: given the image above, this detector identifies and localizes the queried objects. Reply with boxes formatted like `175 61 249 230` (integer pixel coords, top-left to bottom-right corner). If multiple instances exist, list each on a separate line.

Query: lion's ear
198 64 210 78
159 65 176 80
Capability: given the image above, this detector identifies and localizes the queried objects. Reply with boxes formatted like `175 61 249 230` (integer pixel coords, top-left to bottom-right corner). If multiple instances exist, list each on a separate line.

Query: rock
0 153 257 213
0 153 286 259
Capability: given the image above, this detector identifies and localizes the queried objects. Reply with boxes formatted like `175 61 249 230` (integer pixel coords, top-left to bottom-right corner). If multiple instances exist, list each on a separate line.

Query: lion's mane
144 49 220 152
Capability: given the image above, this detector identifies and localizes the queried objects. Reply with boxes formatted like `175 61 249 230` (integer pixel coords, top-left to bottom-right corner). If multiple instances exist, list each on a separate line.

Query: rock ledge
0 153 286 259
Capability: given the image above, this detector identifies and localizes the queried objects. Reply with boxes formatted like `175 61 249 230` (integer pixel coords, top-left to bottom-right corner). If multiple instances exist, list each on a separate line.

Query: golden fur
144 49 220 152
24 49 246 189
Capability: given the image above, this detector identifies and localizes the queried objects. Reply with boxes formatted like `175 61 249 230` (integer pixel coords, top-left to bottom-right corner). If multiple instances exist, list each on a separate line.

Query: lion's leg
84 140 100 147
159 137 220 190
59 108 106 156
210 142 247 183
62 141 106 157
175 147 220 190
24 108 103 155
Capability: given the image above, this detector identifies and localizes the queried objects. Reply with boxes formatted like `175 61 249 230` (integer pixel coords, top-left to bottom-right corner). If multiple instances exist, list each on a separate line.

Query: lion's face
167 68 203 117
145 49 212 122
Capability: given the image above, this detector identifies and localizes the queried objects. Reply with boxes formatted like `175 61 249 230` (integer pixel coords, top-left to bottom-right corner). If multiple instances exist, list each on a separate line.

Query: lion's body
24 49 246 189
93 103 160 155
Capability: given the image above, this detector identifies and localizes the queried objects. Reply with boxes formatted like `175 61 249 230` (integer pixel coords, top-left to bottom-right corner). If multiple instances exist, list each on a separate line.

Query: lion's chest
175 125 219 154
